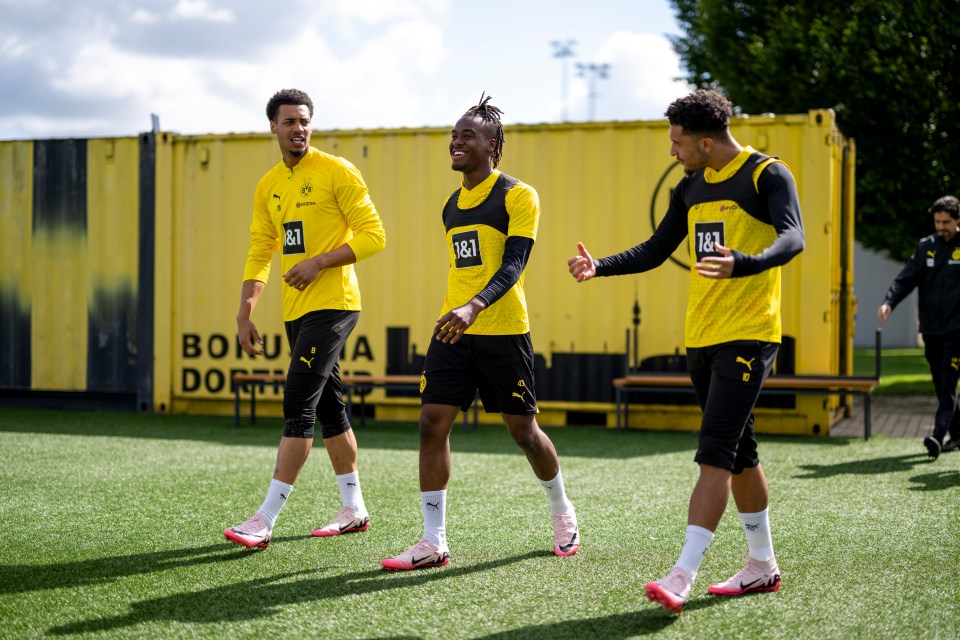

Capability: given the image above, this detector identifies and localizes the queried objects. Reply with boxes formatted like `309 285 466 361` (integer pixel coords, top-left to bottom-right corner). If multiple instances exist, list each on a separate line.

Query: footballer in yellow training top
227 88 385 552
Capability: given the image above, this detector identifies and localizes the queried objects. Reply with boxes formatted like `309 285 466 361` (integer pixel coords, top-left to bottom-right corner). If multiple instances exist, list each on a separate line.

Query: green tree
670 0 959 261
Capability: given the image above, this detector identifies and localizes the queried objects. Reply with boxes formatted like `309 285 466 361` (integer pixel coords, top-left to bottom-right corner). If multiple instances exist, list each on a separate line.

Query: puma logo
273 194 281 200
300 356 314 368
512 391 526 401
952 359 960 371
736 356 756 371
927 250 936 258
426 501 440 511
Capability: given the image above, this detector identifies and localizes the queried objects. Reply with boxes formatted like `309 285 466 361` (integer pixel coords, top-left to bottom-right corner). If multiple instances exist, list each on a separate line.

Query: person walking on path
878 195 960 459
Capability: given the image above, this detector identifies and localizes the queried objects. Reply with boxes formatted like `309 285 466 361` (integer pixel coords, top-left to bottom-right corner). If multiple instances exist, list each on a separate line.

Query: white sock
539 470 575 515
258 478 293 529
336 471 367 515
675 525 715 579
421 490 447 547
740 508 775 562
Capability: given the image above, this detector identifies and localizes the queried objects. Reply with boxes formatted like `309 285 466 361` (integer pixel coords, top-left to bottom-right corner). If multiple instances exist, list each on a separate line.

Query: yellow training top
439 170 539 335
685 148 783 346
243 147 386 321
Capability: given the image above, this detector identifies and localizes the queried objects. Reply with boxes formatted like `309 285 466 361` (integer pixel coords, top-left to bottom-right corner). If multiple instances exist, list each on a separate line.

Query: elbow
367 229 388 254
788 232 805 257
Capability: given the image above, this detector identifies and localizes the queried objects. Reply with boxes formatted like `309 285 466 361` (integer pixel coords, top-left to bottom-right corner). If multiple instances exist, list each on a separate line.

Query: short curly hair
266 89 314 122
664 89 732 136
930 195 960 220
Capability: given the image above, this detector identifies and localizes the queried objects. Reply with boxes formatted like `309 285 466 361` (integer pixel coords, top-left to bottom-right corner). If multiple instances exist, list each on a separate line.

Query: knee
283 414 316 439
283 394 317 438
319 415 351 439
506 419 541 452
419 410 452 447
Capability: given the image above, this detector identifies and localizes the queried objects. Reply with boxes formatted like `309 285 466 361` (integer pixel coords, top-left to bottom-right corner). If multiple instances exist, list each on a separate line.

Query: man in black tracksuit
879 195 960 459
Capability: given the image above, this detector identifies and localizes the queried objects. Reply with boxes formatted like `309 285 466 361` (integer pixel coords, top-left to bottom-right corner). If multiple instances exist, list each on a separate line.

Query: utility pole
576 62 611 121
550 39 576 122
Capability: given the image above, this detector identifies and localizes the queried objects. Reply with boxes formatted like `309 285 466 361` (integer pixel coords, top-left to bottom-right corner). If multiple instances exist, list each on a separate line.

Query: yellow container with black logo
0 111 854 435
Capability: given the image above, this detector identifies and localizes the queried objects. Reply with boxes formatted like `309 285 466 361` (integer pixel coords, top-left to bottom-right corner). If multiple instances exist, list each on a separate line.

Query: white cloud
172 0 235 23
130 9 158 25
567 31 691 122
309 0 450 45
0 1 687 139
0 33 29 59
42 37 260 136
312 19 447 129
317 0 449 26
2 5 449 137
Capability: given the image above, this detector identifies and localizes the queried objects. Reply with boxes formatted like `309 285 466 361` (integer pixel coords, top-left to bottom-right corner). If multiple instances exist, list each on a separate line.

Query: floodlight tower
576 62 611 121
550 39 577 122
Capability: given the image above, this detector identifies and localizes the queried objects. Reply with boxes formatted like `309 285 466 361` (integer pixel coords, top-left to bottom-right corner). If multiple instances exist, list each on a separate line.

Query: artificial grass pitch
0 409 957 639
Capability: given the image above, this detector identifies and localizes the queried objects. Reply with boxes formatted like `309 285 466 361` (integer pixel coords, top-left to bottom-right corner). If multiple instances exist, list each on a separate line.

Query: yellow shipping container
155 111 854 435
0 110 855 435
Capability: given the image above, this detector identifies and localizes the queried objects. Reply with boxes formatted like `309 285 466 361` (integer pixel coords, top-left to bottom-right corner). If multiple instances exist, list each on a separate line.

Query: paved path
829 394 937 439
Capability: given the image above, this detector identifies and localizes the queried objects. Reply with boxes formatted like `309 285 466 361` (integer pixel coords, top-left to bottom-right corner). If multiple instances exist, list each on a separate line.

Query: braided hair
463 92 505 168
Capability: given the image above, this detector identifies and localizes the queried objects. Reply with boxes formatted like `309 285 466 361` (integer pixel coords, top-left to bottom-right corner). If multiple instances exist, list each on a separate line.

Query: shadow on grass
794 453 933 479
0 409 278 447
472 596 724 639
0 409 701 459
48 550 549 635
908 469 960 491
0 535 318 595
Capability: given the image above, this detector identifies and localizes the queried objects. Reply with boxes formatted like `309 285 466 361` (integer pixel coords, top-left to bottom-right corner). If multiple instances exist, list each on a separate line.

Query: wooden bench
613 330 883 440
231 372 478 430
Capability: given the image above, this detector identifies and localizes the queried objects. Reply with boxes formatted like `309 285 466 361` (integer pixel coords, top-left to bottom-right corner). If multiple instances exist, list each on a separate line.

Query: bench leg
464 394 479 432
234 384 241 427
864 394 871 441
616 389 621 431
250 386 256 426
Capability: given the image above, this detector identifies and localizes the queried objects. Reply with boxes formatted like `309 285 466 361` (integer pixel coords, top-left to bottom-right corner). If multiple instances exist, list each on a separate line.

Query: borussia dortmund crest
953 247 960 261
300 179 313 198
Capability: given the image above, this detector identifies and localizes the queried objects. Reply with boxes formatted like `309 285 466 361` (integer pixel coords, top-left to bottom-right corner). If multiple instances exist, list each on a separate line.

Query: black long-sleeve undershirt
596 161 804 277
474 236 534 307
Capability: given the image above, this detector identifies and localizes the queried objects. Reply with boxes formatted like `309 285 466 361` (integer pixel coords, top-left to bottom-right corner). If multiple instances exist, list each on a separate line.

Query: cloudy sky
0 0 690 139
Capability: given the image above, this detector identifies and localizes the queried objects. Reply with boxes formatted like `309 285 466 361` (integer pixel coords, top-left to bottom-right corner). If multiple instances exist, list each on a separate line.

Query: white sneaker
381 538 450 571
551 512 580 556
644 566 693 614
224 512 272 549
311 506 370 537
708 557 781 596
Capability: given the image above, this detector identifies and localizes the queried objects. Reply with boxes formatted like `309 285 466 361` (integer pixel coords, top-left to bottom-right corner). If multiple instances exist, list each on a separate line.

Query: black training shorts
283 309 359 427
687 340 779 473
420 333 538 415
